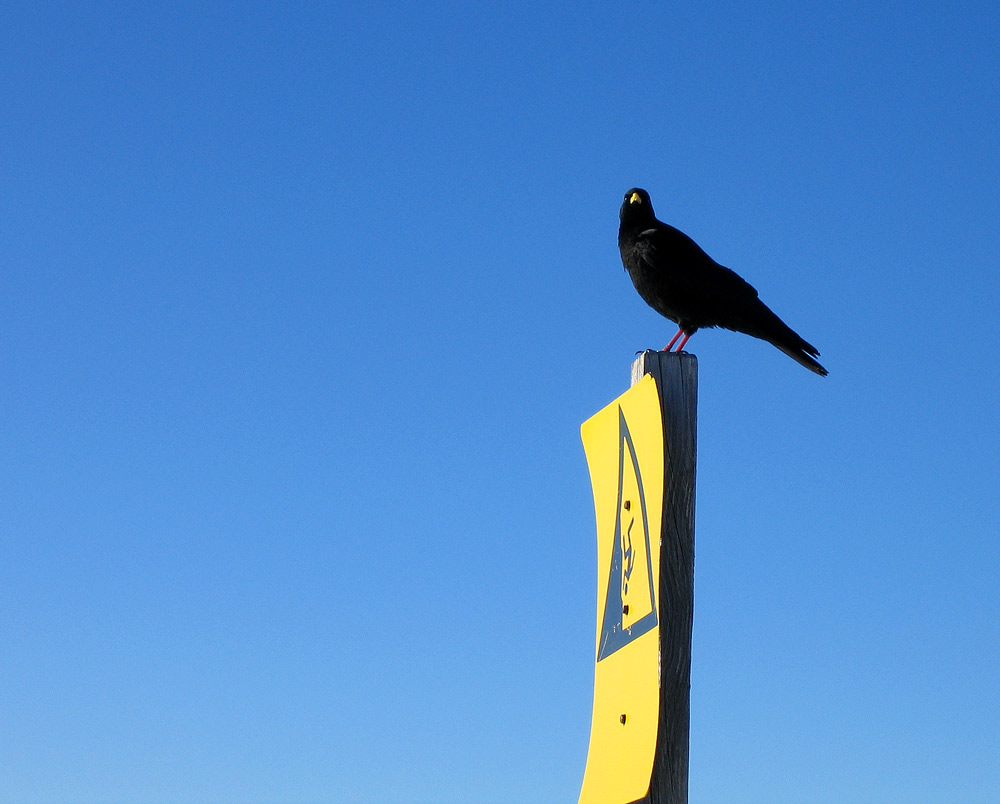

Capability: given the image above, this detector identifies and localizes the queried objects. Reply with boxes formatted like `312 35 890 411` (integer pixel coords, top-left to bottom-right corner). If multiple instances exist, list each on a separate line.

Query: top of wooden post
631 350 698 391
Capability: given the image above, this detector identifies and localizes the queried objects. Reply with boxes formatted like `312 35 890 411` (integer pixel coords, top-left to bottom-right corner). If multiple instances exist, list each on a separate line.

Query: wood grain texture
630 350 698 804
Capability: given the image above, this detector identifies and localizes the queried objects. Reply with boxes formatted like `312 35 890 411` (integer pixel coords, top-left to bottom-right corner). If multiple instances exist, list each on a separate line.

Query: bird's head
620 187 655 225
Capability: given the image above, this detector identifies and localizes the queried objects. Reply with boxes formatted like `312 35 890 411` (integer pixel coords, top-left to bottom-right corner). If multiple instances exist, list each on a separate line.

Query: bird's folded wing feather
633 225 760 307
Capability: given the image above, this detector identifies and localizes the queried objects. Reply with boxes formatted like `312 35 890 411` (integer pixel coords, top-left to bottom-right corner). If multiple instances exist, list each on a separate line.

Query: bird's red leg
664 328 684 352
675 330 693 351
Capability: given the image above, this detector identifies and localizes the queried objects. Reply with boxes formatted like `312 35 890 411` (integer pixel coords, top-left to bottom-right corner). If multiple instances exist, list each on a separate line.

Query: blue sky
2 3 998 803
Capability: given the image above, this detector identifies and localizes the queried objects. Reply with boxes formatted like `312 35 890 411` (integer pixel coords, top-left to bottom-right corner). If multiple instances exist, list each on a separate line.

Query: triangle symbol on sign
597 407 658 661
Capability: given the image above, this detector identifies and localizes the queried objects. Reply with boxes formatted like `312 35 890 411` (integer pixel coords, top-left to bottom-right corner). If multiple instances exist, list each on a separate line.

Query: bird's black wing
631 223 761 319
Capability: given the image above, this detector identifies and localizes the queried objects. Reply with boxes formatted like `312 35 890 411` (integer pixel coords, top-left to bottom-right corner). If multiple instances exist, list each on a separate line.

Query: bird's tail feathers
771 340 828 376
737 305 828 377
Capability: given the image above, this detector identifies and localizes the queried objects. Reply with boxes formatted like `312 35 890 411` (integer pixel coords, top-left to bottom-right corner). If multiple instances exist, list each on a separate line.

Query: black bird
619 188 827 376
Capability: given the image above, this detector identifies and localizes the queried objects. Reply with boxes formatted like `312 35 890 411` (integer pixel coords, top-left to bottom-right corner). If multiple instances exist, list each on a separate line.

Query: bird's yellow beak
629 192 642 205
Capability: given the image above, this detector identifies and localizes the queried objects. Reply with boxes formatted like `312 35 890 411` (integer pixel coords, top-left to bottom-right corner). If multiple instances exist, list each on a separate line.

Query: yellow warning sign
578 374 664 804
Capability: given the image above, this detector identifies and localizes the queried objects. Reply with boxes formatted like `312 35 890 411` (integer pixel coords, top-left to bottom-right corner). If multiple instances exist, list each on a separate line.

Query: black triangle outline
596 406 658 661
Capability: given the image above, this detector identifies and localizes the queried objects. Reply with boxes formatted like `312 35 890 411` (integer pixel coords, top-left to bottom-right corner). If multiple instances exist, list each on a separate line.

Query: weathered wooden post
578 350 697 804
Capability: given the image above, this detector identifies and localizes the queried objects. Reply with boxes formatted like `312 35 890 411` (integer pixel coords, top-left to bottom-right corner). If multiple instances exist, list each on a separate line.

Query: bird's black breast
620 225 707 328
620 242 683 324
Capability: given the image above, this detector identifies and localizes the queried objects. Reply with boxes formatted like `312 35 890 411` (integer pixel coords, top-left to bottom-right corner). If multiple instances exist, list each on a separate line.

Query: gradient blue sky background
2 3 998 803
